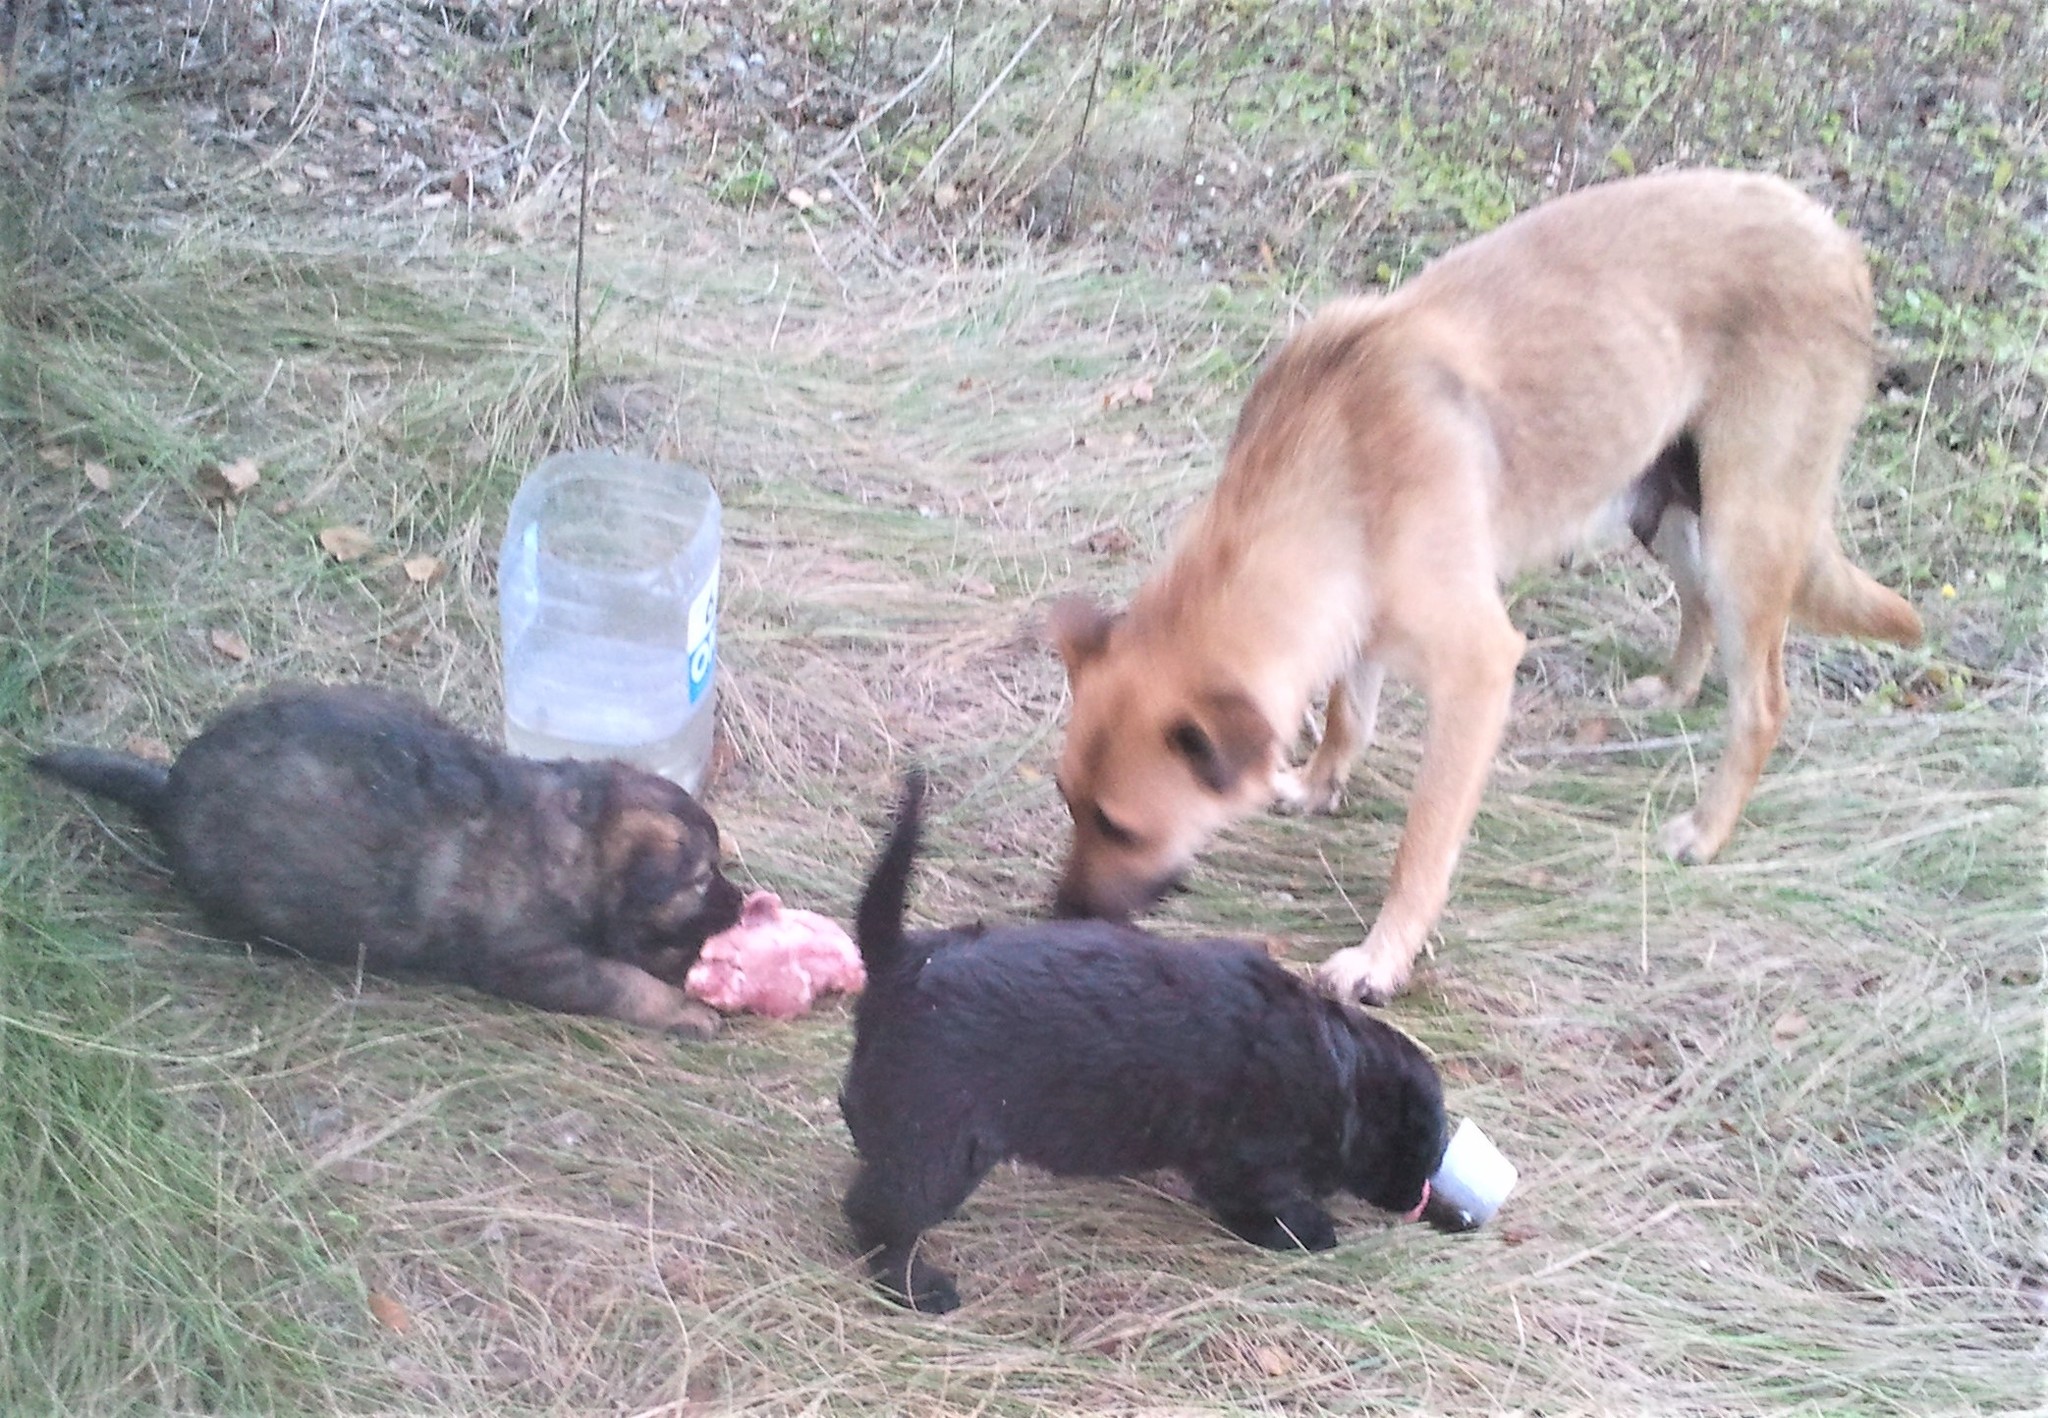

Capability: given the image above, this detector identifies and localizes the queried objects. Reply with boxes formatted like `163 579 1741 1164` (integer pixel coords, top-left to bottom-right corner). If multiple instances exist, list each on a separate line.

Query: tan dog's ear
1167 692 1274 795
1047 597 1120 677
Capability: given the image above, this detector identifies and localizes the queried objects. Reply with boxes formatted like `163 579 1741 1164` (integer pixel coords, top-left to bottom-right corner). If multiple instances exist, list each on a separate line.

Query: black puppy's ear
1046 597 1120 678
1167 691 1274 794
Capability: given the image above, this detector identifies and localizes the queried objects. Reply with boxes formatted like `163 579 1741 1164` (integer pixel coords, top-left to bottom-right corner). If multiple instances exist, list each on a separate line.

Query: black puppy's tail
855 770 926 987
29 747 172 826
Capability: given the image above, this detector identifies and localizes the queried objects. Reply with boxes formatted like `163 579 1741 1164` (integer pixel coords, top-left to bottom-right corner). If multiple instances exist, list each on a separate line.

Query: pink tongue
1403 1179 1431 1223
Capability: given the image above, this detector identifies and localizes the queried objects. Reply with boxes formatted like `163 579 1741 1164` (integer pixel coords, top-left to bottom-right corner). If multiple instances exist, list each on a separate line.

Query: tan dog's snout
1050 839 1187 921
1048 596 1287 923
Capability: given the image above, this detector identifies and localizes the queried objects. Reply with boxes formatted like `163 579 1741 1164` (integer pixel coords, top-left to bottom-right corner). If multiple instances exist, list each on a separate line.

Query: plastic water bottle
498 452 721 792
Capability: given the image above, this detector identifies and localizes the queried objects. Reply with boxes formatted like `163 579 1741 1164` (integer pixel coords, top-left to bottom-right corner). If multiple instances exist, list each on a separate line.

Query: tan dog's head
1048 597 1287 919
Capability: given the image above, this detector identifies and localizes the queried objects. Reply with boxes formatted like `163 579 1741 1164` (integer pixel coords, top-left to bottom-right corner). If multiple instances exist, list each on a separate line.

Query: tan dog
1049 169 1922 1005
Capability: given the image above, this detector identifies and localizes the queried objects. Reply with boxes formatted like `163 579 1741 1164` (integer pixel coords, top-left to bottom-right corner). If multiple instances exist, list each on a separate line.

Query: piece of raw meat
685 890 864 1018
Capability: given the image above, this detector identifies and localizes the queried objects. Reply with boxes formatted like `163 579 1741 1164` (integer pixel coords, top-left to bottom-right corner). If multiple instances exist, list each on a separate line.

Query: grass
2 1 2043 1413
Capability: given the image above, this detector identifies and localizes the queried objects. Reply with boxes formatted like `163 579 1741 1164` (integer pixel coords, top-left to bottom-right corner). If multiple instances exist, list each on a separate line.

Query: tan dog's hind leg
1621 508 1716 709
1294 660 1386 815
1656 406 1843 864
1317 595 1524 1005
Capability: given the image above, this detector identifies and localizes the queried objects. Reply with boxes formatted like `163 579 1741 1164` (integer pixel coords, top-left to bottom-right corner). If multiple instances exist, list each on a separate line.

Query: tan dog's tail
1791 533 1922 646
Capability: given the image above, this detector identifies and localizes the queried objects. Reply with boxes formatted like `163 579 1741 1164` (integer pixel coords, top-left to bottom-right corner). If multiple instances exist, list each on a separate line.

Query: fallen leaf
402 554 445 587
319 525 375 562
37 444 76 468
1254 1345 1295 1377
1102 378 1156 411
301 161 334 182
368 1290 414 1334
122 735 174 764
208 628 251 662
1771 1011 1810 1046
1572 716 1612 747
82 460 114 492
1081 524 1135 557
196 457 261 503
326 1158 386 1186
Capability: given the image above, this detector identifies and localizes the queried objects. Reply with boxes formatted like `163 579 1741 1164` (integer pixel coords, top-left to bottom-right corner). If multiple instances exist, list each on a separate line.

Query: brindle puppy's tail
854 769 927 988
30 748 172 827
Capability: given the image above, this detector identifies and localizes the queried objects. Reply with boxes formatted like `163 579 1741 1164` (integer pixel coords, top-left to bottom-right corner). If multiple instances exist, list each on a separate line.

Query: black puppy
839 772 1449 1313
32 683 744 1035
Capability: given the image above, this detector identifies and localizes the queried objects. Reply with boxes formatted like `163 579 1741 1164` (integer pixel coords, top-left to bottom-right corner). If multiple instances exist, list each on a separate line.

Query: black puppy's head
596 768 745 981
1331 1010 1450 1214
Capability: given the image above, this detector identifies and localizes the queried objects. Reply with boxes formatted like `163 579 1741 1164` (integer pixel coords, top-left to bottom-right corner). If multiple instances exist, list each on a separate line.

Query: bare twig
572 1 615 386
918 15 1052 187
798 38 952 183
1058 0 1117 238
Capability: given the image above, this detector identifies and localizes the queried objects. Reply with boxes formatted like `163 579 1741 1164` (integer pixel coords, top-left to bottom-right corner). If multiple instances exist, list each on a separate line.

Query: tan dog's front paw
1620 674 1686 709
1656 810 1726 866
1273 774 1345 817
1314 942 1411 1007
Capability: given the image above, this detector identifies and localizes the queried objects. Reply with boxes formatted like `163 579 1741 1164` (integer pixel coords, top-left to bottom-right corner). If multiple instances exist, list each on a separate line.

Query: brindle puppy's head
1048 597 1290 920
596 769 745 982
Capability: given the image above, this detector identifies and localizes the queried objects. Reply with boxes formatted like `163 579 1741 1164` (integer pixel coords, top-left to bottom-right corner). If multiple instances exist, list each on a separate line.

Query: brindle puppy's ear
1166 691 1274 795
1046 597 1121 678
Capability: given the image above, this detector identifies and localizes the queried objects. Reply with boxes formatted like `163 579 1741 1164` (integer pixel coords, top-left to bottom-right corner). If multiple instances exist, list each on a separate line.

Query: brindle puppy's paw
666 998 723 1040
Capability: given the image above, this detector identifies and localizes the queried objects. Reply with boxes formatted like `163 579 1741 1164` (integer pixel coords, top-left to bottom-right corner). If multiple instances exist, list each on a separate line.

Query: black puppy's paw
872 1248 961 1315
1275 1198 1339 1251
1221 1201 1337 1252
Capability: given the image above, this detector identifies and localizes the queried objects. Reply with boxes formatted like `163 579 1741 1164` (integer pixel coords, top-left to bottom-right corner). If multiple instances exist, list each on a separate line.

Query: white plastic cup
1423 1118 1518 1232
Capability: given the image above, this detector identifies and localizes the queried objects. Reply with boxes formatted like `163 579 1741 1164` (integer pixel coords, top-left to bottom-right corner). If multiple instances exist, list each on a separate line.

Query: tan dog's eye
1091 805 1139 849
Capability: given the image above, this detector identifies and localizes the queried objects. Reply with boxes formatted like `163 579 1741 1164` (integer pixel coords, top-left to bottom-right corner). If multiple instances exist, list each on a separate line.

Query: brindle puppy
32 683 744 1035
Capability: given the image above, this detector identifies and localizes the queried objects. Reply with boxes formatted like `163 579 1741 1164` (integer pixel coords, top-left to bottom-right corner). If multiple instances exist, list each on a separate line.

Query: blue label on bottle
686 561 719 704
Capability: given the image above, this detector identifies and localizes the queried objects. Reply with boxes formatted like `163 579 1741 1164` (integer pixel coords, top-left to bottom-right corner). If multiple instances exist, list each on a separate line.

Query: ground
1 2 2042 1413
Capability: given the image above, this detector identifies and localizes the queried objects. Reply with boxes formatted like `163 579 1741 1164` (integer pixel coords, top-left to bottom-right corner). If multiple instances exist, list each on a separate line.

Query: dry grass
3 2 2043 1413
